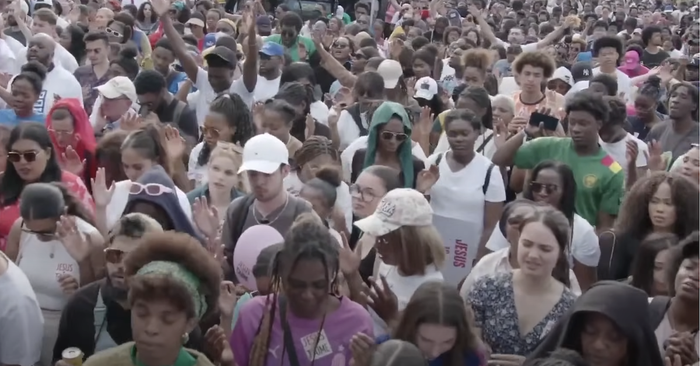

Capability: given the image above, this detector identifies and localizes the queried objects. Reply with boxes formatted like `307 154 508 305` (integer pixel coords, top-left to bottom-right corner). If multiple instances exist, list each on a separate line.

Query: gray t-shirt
646 120 700 162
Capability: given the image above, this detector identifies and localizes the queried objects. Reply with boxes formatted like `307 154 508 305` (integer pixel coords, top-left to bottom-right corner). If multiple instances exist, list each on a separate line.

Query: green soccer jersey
514 137 625 227
265 34 316 62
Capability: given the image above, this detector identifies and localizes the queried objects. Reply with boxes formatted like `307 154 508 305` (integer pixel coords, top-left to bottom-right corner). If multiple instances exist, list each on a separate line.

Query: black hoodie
527 281 663 366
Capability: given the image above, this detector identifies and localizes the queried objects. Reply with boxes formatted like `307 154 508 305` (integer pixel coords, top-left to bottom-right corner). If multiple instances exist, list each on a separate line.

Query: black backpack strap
649 296 672 330
435 153 443 166
279 296 302 366
477 132 494 154
347 104 369 136
482 163 495 195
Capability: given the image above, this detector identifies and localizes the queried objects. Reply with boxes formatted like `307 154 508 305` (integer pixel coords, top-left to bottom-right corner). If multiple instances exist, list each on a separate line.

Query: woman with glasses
91 125 192 237
5 182 102 366
187 92 255 188
348 101 426 189
0 123 94 253
47 98 98 193
485 161 599 291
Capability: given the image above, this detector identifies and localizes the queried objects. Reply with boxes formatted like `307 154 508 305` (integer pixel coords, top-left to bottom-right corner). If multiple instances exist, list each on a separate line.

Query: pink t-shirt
230 295 374 366
0 171 94 251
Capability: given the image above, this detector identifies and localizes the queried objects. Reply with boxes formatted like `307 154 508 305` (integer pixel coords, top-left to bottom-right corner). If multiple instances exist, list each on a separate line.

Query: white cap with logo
238 133 289 174
96 76 137 103
354 188 433 237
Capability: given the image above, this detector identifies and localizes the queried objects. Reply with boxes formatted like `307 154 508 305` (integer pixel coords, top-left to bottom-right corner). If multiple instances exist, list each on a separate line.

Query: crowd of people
0 0 698 365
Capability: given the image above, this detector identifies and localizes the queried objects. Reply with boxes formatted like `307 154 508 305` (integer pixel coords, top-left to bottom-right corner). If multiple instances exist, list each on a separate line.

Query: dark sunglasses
104 248 127 264
380 131 408 142
530 182 558 195
8 151 39 163
333 42 349 49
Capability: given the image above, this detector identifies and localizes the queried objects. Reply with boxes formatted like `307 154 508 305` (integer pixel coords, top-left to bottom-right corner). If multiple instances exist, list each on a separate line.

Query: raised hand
349 333 375 366
416 164 440 194
218 281 238 319
62 145 85 176
58 274 79 296
338 232 361 276
91 167 115 208
305 113 315 139
150 0 170 17
120 112 142 132
366 275 398 322
645 140 665 171
193 197 220 239
416 106 433 137
162 125 186 161
57 215 91 262
625 139 639 169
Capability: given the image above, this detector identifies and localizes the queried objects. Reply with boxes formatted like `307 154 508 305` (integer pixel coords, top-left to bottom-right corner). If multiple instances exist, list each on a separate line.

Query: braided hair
248 214 340 366
197 93 256 167
294 136 340 171
637 75 665 115
275 81 316 116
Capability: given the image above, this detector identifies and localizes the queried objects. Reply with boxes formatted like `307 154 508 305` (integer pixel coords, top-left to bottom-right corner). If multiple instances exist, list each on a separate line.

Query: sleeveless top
17 217 98 310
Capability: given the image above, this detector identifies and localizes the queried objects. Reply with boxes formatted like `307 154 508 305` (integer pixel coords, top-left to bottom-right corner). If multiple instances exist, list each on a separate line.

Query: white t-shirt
426 151 505 241
104 180 193 229
187 141 208 187
252 75 281 103
17 218 97 310
0 39 17 75
334 109 369 150
309 100 329 126
370 261 444 336
485 213 600 268
194 67 254 126
494 40 538 53
599 132 648 178
9 65 83 115
0 252 43 366
16 43 79 73
340 135 428 182
283 170 353 231
440 58 455 80
592 67 632 102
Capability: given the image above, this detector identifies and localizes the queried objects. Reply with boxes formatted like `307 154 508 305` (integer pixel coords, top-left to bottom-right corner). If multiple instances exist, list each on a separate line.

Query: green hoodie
363 101 416 188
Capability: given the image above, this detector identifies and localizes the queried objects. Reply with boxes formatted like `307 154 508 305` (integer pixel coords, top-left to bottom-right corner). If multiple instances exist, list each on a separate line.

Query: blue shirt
0 109 46 127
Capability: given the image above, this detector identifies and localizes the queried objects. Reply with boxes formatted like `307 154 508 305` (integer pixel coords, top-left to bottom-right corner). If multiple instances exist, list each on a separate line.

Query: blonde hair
492 94 516 114
384 224 446 276
208 142 250 193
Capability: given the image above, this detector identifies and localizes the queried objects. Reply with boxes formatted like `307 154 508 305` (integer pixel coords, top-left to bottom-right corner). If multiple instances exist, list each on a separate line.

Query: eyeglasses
104 248 127 264
200 126 220 139
129 182 174 196
380 131 408 142
350 184 378 203
530 182 558 195
48 128 75 138
105 27 123 39
7 150 40 163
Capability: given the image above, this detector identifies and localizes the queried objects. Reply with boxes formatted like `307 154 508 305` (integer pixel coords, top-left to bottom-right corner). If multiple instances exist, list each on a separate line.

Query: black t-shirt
154 98 199 141
641 49 670 68
3 28 25 45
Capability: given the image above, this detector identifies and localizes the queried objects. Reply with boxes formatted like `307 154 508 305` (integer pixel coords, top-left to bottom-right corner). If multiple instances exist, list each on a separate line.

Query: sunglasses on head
129 182 174 196
105 28 123 38
8 150 39 163
380 131 408 142
530 182 558 195
104 248 127 264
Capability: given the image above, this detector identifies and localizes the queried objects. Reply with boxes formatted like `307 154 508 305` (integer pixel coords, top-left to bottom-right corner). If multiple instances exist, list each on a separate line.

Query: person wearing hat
564 61 593 100
547 66 574 96
185 13 207 50
93 76 139 131
254 42 284 102
618 49 649 77
150 0 259 124
686 55 700 85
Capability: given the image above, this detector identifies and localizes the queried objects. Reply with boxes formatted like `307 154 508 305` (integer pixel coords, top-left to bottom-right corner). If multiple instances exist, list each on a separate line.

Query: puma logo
268 345 280 358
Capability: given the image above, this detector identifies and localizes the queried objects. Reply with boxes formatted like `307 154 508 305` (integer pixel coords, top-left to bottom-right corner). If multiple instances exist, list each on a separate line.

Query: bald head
27 33 56 66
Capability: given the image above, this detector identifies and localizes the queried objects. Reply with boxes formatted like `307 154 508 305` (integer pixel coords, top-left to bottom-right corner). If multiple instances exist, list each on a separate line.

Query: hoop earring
181 332 189 344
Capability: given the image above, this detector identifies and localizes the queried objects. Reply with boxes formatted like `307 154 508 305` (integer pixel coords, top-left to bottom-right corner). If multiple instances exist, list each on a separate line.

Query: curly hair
394 282 480 366
461 48 492 74
615 172 699 241
248 214 340 366
512 50 556 78
124 231 221 320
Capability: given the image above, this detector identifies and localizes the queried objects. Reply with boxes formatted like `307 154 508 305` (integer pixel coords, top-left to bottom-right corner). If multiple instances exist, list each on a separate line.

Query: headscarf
363 101 415 188
527 281 663 366
46 98 98 183
136 261 207 318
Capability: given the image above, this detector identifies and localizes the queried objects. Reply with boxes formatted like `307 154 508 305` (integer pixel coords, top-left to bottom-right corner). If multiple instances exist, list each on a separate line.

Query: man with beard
3 0 28 45
51 213 203 361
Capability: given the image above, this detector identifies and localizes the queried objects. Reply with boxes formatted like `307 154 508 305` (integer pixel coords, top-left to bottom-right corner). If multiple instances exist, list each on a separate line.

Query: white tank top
17 217 98 311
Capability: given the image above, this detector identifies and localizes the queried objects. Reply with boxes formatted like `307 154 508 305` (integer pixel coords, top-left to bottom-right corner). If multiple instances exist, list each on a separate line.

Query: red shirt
0 171 95 252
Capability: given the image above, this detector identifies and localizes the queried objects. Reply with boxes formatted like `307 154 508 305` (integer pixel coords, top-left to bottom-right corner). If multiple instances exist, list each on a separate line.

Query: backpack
435 153 495 195
346 104 369 137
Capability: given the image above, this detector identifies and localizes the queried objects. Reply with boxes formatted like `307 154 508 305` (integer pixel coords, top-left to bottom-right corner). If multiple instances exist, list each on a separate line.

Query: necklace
252 194 289 225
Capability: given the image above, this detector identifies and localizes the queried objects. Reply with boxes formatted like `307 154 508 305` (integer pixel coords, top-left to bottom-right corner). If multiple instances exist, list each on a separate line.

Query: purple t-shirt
230 295 374 366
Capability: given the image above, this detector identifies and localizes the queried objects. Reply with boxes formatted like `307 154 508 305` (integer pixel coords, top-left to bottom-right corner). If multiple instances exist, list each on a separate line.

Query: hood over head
124 165 202 241
364 101 415 188
527 281 663 366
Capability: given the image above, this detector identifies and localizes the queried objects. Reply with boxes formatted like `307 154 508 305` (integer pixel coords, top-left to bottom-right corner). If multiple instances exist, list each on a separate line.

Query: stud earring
181 332 189 344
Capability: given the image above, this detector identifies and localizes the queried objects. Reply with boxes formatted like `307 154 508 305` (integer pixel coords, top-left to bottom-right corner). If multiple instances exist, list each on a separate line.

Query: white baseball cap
238 133 289 174
96 76 137 103
413 77 438 100
354 188 433 237
377 59 403 89
549 66 574 87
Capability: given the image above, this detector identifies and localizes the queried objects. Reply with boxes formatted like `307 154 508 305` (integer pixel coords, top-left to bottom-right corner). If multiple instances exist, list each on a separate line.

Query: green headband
136 261 207 319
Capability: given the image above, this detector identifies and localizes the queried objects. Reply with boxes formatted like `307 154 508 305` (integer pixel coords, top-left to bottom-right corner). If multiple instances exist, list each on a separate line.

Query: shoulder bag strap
279 296 302 366
476 131 494 154
482 163 495 195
